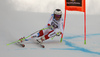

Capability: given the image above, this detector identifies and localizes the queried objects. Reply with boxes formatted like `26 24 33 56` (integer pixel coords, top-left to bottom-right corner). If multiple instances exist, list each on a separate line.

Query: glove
48 25 54 30
56 32 62 36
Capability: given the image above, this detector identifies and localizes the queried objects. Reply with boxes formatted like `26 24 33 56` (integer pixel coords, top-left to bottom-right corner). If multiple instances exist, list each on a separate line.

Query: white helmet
54 9 62 15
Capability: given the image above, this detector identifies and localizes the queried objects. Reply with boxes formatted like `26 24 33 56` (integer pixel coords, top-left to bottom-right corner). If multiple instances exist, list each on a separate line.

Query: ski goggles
55 15 61 18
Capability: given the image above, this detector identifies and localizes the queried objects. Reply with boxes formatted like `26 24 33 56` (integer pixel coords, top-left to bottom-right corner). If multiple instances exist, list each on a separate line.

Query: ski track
10 33 100 55
51 33 100 55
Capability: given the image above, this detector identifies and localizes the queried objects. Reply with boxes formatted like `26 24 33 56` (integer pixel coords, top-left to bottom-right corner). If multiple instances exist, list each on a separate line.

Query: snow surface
0 1 100 57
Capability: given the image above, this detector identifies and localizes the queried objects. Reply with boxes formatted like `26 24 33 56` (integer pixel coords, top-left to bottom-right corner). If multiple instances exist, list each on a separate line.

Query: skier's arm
55 19 64 36
47 15 54 29
60 18 64 34
47 14 54 26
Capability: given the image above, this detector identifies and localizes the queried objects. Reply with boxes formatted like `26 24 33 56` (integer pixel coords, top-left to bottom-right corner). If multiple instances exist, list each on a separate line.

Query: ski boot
36 36 45 44
16 37 25 47
36 36 45 48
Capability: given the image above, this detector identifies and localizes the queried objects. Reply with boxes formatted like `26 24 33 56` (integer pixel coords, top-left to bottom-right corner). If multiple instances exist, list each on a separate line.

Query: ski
16 42 25 47
16 41 45 48
36 39 45 48
38 43 45 48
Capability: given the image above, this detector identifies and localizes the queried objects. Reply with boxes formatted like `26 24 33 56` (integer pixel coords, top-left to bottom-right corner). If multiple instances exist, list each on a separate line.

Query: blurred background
0 0 100 57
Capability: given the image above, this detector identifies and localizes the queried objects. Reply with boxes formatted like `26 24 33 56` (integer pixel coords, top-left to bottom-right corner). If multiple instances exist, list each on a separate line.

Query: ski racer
19 9 64 44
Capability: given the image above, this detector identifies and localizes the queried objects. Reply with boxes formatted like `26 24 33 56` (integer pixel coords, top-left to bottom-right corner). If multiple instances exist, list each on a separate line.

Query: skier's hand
48 25 54 30
56 32 62 36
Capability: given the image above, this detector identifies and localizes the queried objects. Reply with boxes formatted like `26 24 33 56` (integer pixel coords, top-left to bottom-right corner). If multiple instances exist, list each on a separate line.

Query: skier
19 9 64 44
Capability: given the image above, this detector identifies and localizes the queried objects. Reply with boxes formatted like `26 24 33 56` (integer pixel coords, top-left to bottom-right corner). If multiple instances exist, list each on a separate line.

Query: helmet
54 9 62 15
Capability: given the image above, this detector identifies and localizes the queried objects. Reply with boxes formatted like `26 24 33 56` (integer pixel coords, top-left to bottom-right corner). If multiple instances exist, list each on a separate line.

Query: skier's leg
18 26 51 43
18 30 44 43
36 29 61 43
45 29 61 40
25 30 44 41
36 30 56 43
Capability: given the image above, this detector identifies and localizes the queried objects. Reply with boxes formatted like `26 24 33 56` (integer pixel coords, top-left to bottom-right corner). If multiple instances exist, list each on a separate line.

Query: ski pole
7 27 50 46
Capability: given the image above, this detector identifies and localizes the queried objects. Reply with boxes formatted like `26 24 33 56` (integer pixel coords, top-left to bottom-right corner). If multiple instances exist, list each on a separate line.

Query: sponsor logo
71 0 76 2
67 0 82 6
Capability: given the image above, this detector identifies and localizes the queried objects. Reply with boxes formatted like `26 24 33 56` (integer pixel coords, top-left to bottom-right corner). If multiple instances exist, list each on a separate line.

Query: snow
0 0 100 57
